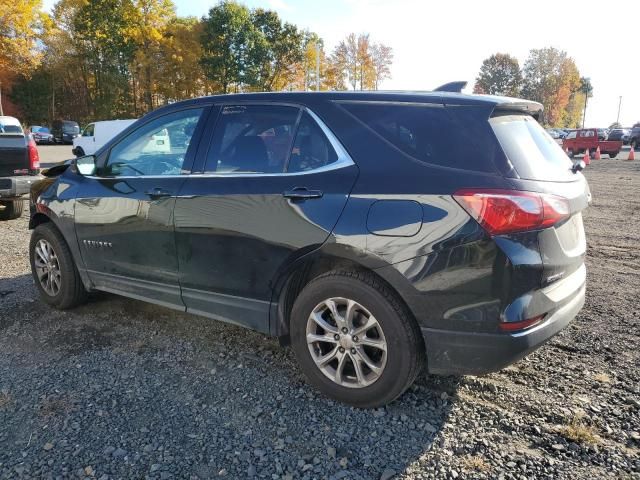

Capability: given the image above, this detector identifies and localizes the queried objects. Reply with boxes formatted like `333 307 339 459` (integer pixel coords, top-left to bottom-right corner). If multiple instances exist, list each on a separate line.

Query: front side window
205 105 300 173
566 131 577 139
104 108 203 177
83 124 95 137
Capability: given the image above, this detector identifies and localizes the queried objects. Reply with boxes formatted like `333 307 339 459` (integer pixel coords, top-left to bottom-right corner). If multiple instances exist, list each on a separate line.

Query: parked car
597 128 608 141
72 119 137 157
607 128 630 144
562 128 622 158
0 116 41 220
51 119 80 144
629 126 640 150
28 91 589 407
29 126 55 145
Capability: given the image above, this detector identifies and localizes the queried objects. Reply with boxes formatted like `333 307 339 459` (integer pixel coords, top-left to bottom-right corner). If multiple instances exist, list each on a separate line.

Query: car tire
567 149 574 158
290 270 425 408
610 152 617 159
29 223 87 309
0 199 24 221
74 147 85 157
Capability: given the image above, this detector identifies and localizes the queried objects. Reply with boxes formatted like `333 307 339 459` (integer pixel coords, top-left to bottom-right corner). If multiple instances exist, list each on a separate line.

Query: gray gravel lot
0 152 639 479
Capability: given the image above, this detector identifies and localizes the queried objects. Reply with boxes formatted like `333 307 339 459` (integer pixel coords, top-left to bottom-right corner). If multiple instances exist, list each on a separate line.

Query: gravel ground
0 157 639 479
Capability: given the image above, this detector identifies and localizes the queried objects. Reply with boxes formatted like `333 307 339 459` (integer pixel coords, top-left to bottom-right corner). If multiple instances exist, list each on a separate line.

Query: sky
42 0 640 127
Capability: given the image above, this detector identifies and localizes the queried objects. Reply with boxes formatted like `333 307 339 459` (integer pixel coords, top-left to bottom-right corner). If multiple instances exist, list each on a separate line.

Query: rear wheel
610 152 618 159
30 223 87 309
0 199 24 221
290 270 424 408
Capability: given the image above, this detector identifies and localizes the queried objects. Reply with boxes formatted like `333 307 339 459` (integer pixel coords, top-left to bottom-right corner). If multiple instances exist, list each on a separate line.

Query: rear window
0 125 23 134
339 102 501 173
490 115 574 181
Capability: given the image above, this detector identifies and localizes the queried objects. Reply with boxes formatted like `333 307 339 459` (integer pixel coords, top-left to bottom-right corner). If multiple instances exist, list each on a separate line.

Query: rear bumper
0 175 42 199
423 275 585 376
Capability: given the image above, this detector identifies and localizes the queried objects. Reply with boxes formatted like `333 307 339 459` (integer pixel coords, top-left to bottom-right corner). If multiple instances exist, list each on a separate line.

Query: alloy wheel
33 239 62 296
306 297 387 388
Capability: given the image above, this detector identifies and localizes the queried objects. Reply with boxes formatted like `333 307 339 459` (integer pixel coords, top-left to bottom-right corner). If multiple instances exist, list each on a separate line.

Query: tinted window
490 115 573 181
287 112 338 172
104 108 203 177
63 121 80 134
205 105 299 173
340 102 499 172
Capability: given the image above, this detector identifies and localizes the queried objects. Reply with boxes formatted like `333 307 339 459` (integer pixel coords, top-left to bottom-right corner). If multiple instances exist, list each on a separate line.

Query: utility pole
315 42 320 92
617 96 622 124
0 81 4 116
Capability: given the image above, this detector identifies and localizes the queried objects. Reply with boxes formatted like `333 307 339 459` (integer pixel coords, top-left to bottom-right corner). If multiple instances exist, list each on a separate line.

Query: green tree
9 68 52 124
473 53 521 96
200 1 261 93
251 8 303 91
579 77 593 128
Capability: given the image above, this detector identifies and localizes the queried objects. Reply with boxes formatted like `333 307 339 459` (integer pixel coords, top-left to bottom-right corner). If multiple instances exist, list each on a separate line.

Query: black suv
29 91 589 407
51 119 80 144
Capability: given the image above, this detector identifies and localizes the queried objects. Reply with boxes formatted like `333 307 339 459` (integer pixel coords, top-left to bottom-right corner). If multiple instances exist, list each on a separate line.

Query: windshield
490 114 574 182
63 122 80 134
34 127 50 133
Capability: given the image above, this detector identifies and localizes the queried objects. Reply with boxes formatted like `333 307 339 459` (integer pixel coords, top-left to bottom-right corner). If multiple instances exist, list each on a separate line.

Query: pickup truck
562 128 622 158
0 116 41 220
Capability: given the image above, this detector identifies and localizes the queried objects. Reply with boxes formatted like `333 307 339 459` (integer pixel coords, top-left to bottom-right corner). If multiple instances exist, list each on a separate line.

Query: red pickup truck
562 128 622 158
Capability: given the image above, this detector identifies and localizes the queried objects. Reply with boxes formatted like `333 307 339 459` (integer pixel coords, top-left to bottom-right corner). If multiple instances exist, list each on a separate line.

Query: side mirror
73 155 96 176
571 160 586 173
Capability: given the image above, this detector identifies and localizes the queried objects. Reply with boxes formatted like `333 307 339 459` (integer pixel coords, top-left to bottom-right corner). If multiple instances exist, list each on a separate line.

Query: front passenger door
74 107 207 308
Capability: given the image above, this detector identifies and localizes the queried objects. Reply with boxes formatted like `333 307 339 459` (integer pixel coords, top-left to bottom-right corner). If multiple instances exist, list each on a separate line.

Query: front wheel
290 270 425 408
30 223 87 309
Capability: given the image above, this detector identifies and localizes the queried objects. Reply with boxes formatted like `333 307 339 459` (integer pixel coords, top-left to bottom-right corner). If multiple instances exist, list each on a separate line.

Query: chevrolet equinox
29 89 589 407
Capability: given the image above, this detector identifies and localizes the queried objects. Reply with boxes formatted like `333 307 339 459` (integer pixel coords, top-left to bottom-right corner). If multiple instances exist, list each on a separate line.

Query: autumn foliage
474 47 590 128
3 0 393 126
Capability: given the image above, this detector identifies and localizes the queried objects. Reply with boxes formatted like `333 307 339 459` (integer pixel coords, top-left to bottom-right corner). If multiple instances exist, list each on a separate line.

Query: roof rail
433 81 467 93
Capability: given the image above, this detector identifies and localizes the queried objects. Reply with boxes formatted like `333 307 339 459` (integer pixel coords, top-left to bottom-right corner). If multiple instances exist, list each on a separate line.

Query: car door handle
282 187 323 200
144 188 172 198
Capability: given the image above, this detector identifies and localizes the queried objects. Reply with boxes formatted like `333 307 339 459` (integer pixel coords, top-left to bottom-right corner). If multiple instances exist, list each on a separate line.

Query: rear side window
287 112 338 173
490 115 574 181
205 105 300 174
338 102 500 173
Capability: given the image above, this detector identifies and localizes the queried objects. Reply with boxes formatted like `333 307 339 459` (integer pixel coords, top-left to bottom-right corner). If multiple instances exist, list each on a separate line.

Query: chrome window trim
86 106 355 180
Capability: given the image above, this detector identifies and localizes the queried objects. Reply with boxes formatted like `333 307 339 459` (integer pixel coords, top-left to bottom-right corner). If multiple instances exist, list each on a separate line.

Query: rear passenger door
174 104 358 332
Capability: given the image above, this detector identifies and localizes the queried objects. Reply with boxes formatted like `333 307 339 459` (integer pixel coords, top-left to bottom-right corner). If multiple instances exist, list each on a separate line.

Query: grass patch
38 395 72 418
460 455 490 472
559 412 599 445
593 373 611 383
0 392 10 408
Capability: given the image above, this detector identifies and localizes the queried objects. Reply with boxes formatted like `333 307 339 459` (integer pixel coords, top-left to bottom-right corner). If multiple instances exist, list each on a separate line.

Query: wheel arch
270 245 422 346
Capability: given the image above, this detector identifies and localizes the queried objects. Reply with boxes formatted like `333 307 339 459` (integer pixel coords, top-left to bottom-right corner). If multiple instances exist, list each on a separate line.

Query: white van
72 119 137 157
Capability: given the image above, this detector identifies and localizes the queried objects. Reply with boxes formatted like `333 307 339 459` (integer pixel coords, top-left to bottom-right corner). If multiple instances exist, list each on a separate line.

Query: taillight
454 189 570 236
499 314 546 332
28 137 40 172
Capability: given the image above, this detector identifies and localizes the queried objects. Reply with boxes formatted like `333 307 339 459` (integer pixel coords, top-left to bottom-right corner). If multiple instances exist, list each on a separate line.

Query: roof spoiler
433 81 467 93
493 100 544 121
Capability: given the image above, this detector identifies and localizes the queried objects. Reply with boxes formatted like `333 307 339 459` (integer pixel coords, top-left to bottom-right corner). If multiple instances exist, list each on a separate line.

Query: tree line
473 48 593 128
1 0 393 125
